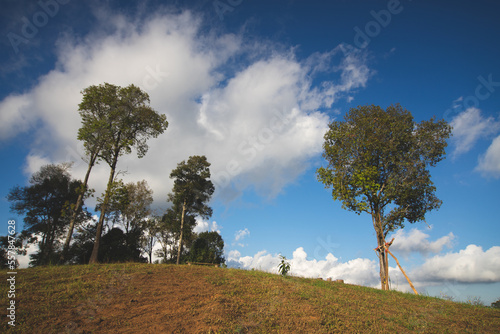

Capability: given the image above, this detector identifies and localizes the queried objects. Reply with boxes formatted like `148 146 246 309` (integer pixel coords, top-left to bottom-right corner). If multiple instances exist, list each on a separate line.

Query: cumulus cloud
226 242 500 293
476 135 500 178
193 219 221 234
0 9 371 210
390 228 455 257
228 247 380 286
450 108 500 158
412 245 500 283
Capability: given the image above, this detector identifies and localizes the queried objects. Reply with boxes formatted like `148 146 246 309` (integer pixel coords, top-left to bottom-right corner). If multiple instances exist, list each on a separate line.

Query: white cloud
412 245 500 283
228 247 380 286
476 135 500 178
390 228 455 257
450 108 500 158
0 94 35 140
23 154 52 178
226 242 500 292
0 9 371 210
193 219 221 234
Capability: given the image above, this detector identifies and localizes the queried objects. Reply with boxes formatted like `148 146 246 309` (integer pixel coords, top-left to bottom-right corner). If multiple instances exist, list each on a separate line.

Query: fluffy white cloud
0 94 35 140
476 135 500 178
412 245 500 283
450 108 500 158
228 247 380 286
0 9 371 210
390 228 455 257
193 219 221 234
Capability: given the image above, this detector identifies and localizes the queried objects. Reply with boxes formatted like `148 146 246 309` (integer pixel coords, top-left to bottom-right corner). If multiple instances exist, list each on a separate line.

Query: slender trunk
372 209 389 290
176 199 187 265
60 154 97 263
89 154 118 264
148 237 153 264
47 217 58 263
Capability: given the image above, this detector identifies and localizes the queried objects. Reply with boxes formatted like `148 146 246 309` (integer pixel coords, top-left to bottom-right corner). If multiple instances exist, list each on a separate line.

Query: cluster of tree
2 83 224 267
3 85 452 295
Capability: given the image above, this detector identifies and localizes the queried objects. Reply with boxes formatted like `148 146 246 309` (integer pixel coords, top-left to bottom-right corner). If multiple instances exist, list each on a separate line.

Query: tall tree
61 83 116 263
7 163 88 266
316 104 451 290
89 83 168 264
168 156 215 265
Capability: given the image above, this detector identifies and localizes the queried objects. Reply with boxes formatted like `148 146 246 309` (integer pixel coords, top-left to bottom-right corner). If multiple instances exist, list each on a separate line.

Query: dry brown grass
1 263 499 333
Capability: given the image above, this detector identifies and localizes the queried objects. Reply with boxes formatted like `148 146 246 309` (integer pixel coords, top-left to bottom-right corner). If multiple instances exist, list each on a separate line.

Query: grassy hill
1 263 499 333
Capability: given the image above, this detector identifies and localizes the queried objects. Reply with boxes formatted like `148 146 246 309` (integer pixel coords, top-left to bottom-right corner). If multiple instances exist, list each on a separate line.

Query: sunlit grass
0 263 498 333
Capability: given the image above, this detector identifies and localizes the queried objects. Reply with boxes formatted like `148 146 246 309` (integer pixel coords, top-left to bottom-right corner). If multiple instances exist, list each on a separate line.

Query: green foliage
188 231 225 265
82 83 168 263
278 255 291 276
166 155 215 264
0 235 25 269
316 104 452 236
140 217 161 264
99 227 147 263
156 205 197 263
491 298 500 308
7 163 90 266
100 179 154 233
78 83 169 164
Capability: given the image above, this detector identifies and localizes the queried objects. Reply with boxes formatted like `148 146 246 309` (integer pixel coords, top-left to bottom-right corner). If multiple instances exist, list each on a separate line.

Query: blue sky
1 0 499 304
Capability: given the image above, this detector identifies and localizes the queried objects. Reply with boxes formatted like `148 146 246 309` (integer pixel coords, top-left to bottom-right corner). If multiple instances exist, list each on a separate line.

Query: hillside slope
1 263 499 333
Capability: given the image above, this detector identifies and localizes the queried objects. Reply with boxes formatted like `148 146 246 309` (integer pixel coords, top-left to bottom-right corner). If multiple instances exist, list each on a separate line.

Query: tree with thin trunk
167 156 214 265
140 217 160 264
316 104 451 290
61 84 117 263
88 83 168 264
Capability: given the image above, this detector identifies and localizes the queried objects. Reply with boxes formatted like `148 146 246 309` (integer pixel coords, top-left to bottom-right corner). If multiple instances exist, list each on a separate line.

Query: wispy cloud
234 228 250 242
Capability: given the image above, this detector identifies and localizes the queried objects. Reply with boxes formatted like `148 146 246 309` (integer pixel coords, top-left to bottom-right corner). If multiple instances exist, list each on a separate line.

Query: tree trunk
60 154 97 263
176 199 187 265
372 210 389 290
89 155 118 264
